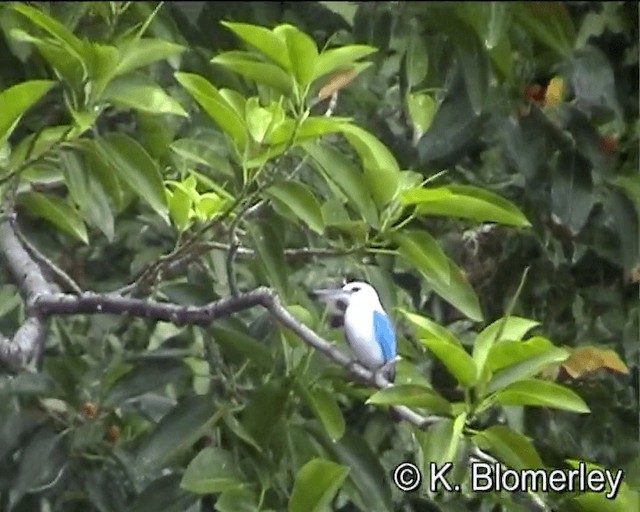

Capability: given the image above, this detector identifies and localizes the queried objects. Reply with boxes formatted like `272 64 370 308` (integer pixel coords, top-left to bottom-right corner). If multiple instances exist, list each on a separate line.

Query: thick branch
0 220 51 369
0 220 51 302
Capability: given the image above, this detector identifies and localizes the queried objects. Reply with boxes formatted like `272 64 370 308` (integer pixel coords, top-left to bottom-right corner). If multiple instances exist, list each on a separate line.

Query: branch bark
0 219 51 369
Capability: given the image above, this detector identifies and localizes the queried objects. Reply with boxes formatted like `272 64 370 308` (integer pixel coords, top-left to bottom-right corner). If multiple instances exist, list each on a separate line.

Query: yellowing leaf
544 76 564 107
561 346 629 379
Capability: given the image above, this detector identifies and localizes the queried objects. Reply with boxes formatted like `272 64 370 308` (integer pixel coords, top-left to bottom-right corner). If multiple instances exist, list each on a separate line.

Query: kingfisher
312 281 397 382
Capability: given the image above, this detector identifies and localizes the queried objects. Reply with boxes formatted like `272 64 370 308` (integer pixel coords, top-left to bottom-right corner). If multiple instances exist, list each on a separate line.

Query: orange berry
524 84 545 103
599 135 618 155
105 425 120 444
81 402 98 420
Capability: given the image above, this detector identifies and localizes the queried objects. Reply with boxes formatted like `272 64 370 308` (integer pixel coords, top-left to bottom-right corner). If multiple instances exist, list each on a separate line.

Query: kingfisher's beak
311 288 349 302
310 288 350 313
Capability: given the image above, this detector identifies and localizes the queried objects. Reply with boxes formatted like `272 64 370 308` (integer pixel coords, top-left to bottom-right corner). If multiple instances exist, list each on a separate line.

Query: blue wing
373 310 396 363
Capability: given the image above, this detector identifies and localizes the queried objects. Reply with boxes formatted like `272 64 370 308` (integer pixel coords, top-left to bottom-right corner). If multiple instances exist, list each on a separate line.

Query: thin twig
14 226 83 295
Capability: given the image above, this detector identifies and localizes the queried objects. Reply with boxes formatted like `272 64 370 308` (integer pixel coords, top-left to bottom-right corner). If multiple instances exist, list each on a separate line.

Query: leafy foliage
0 2 637 512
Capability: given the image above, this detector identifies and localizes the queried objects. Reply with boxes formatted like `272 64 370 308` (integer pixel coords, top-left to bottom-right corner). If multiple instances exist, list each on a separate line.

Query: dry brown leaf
561 346 629 379
317 68 358 101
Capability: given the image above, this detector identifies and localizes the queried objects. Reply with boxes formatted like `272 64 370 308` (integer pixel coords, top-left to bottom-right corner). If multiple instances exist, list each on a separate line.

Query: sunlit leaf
493 379 590 413
313 45 377 82
221 21 291 70
403 184 531 227
0 80 55 145
367 384 452 414
101 75 188 116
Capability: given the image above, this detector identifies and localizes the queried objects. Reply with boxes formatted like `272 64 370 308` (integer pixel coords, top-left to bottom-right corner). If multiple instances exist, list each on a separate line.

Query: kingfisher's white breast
343 300 385 369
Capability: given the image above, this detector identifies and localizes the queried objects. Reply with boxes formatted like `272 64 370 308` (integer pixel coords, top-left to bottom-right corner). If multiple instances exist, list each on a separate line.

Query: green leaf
443 15 490 114
12 3 85 62
9 125 73 169
303 141 379 228
406 93 436 137
19 192 88 243
446 412 468 461
196 192 226 221
307 426 394 511
247 221 289 298
366 384 452 414
566 460 636 511
551 150 594 236
211 324 273 370
289 458 350 512
0 373 56 395
61 150 115 241
170 138 234 177
212 51 294 95
166 185 192 232
473 425 544 471
313 45 377 82
136 395 222 472
340 124 400 206
266 182 324 234
397 309 462 348
127 474 198 512
472 316 540 379
245 97 283 144
269 116 348 146
12 427 66 505
512 2 575 58
83 42 121 96
487 3 510 49
96 133 168 221
181 447 245 495
241 379 291 447
303 387 345 441
104 359 188 407
392 230 451 286
487 341 570 393
416 419 455 489
487 336 567 372
280 25 319 87
222 411 262 453
408 258 483 321
79 140 128 211
493 379 590 413
102 75 188 116
221 21 291 70
0 79 55 145
175 72 248 150
406 30 429 87
114 38 185 77
215 488 260 512
421 336 477 387
402 184 531 227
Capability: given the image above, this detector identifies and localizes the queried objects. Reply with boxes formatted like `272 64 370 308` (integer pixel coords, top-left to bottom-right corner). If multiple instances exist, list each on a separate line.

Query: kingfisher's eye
350 286 361 292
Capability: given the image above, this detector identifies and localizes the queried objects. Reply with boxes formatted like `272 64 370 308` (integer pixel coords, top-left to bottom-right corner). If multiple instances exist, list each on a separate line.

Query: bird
312 281 397 382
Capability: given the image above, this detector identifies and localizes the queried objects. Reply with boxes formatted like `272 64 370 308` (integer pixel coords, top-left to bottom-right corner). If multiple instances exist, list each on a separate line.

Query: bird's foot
374 356 401 387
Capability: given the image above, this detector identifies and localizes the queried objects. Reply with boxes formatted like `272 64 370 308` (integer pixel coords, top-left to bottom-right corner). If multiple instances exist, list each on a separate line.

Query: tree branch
0 219 51 369
31 287 440 428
